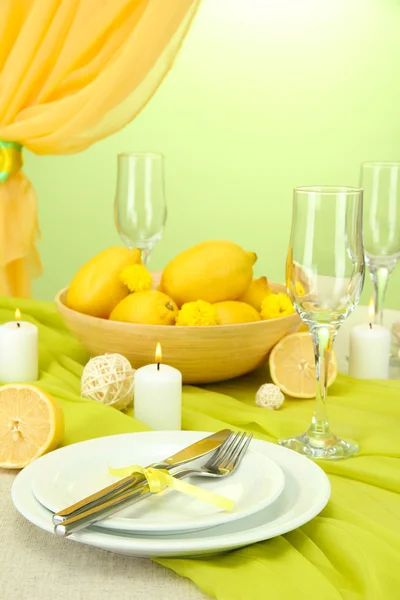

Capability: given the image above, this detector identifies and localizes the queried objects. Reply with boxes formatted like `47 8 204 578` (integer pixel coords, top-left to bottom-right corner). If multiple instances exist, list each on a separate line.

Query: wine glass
279 186 365 460
114 152 167 265
360 162 400 325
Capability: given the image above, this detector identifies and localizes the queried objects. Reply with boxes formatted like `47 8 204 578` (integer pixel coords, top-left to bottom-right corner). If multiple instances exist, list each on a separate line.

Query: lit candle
348 299 391 379
134 343 182 430
0 309 39 383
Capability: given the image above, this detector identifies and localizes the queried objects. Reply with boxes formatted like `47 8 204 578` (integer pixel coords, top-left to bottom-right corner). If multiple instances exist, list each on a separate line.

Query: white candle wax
134 363 182 430
0 320 39 383
348 323 391 379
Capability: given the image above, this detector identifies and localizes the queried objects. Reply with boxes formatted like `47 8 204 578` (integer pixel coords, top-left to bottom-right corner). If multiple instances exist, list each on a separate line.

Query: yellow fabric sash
108 464 235 512
0 141 22 182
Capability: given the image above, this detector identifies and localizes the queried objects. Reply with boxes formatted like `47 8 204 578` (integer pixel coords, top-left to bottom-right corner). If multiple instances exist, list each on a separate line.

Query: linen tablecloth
0 469 207 600
1 297 399 600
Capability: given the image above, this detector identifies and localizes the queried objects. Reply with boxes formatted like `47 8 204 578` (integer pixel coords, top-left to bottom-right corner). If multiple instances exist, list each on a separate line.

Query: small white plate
31 432 285 534
12 432 331 558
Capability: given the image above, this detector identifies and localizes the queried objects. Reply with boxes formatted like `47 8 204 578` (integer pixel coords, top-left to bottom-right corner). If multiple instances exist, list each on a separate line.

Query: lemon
214 301 261 324
67 247 142 318
161 240 257 307
110 290 178 325
269 332 337 399
238 276 272 311
0 385 64 469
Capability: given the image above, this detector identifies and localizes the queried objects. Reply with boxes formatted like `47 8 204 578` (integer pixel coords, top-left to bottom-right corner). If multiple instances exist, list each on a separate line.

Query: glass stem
307 326 337 443
141 248 151 267
370 266 389 325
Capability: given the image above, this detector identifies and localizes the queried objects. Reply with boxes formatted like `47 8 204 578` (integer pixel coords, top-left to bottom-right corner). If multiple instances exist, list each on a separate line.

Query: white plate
12 432 331 558
31 432 285 534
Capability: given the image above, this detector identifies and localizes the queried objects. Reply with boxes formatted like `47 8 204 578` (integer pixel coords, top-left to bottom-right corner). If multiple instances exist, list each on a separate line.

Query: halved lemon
0 385 64 469
269 332 337 399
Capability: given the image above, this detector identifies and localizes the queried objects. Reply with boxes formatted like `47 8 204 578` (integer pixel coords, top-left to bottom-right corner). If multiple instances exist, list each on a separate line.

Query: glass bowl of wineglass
114 152 167 265
360 161 400 325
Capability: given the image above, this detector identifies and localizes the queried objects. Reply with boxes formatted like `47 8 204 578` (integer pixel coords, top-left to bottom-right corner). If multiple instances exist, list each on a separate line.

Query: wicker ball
392 321 400 359
81 353 135 411
255 383 284 410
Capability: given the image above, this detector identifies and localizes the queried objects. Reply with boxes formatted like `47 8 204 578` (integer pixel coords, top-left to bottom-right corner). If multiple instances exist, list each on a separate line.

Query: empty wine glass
279 186 365 460
114 152 167 265
360 162 400 324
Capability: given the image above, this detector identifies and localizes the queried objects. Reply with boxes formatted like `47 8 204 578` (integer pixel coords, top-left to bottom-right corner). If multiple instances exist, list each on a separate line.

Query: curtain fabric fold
0 0 200 297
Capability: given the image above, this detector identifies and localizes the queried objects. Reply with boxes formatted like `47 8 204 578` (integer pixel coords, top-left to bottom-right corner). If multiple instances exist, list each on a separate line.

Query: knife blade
52 429 232 524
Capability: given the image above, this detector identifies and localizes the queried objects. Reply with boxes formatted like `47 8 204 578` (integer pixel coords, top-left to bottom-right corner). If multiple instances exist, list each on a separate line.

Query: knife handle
54 470 189 537
52 462 167 524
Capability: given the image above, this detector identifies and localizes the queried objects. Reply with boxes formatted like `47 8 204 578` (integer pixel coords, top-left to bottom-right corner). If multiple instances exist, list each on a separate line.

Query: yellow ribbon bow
108 464 235 512
0 141 23 182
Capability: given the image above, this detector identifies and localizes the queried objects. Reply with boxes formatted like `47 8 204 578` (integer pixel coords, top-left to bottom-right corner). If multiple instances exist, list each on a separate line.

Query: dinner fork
54 431 252 537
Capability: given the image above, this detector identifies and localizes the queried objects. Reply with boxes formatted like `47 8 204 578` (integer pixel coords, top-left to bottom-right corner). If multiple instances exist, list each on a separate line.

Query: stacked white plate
12 431 331 558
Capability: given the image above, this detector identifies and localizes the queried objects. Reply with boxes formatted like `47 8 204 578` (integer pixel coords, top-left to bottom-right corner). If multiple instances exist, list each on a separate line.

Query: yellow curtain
0 0 200 297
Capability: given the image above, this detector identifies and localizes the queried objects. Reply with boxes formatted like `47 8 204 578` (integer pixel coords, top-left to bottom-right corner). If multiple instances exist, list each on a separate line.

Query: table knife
52 429 232 524
54 470 190 537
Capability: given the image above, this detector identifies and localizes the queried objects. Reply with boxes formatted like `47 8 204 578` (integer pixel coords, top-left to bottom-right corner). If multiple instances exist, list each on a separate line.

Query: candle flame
15 308 21 321
155 342 162 364
368 297 375 324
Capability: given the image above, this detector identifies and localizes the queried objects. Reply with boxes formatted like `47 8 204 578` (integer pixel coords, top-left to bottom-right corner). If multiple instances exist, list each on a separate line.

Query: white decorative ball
81 353 135 411
255 384 284 410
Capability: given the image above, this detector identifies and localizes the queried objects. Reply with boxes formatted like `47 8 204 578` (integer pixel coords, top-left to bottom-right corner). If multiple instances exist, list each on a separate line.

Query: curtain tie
0 141 23 182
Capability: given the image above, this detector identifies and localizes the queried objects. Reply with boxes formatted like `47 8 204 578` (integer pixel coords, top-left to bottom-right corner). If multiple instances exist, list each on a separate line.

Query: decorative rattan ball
392 321 400 359
255 383 284 410
81 353 135 411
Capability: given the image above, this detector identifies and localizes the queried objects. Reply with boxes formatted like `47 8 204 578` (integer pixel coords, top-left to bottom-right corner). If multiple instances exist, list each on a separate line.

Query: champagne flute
279 186 364 460
114 152 167 265
360 162 400 325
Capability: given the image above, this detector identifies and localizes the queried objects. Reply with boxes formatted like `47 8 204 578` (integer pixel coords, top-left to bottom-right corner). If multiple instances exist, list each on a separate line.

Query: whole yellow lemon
238 276 272 311
213 301 261 324
110 290 178 325
161 241 257 307
66 247 141 318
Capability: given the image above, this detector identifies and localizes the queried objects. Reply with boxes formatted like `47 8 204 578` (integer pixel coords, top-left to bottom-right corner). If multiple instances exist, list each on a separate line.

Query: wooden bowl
55 282 300 384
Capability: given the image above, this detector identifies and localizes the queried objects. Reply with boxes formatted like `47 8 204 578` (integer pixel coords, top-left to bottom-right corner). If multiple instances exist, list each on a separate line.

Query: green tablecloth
1 297 399 600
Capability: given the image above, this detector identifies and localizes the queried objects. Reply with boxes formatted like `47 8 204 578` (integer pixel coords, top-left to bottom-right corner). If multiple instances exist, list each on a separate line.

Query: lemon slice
0 385 64 469
269 332 337 399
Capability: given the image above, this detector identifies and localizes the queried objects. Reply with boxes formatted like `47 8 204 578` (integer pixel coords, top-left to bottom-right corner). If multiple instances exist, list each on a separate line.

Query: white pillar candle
0 310 39 383
348 300 391 379
134 344 182 430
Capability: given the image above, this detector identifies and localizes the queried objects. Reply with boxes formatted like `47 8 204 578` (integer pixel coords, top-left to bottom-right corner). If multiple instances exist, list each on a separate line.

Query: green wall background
25 0 400 309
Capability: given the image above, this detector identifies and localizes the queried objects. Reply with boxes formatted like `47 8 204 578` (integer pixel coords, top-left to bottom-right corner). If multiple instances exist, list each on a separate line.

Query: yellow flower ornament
260 293 295 320
120 264 152 292
294 282 305 296
176 300 220 326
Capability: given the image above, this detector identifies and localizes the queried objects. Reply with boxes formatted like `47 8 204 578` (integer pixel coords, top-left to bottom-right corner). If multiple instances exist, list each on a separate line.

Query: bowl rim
55 285 300 331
